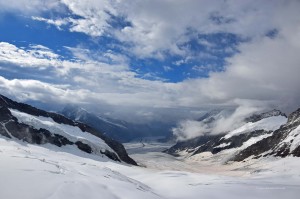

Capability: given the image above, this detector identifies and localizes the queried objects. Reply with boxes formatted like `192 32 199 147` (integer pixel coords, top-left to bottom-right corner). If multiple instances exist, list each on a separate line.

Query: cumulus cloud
22 0 292 59
0 42 180 110
0 0 61 14
0 42 80 76
0 1 300 126
173 120 211 141
31 16 69 30
0 1 298 58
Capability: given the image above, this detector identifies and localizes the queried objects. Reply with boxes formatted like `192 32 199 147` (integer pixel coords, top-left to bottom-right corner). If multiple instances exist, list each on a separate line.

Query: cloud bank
0 0 300 127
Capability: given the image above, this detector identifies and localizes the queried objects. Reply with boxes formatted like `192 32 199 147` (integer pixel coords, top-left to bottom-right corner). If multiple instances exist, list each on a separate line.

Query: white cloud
59 0 117 37
163 66 172 72
0 42 58 66
0 1 300 125
1 1 299 59
2 16 300 120
0 42 80 75
0 0 284 59
173 119 211 141
0 42 180 110
173 101 265 140
0 0 61 14
31 16 69 30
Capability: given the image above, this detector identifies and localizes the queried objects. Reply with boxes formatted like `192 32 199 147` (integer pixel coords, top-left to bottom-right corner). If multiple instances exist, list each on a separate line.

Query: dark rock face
0 95 75 125
0 94 137 165
166 129 270 157
166 109 300 162
76 123 137 165
75 141 92 154
1 106 73 146
0 106 13 138
166 134 224 156
233 108 300 161
101 150 120 162
292 145 300 157
196 130 270 155
0 106 13 121
0 125 11 138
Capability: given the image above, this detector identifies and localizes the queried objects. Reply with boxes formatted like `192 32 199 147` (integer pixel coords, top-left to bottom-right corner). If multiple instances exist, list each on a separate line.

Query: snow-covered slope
0 138 160 199
10 109 114 156
233 108 300 161
1 136 300 199
166 109 291 162
224 115 287 139
124 141 300 199
0 94 137 165
280 125 300 151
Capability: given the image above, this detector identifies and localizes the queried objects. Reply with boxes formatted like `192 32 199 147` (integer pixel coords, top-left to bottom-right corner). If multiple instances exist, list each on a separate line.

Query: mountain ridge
0 94 137 165
166 108 300 162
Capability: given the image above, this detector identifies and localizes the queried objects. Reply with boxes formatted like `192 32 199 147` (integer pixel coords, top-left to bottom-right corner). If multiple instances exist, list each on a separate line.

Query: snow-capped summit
233 108 300 161
0 94 137 165
166 108 300 163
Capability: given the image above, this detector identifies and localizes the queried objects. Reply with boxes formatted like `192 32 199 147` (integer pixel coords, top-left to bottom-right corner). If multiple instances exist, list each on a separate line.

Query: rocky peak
0 106 13 121
232 108 300 161
286 108 300 125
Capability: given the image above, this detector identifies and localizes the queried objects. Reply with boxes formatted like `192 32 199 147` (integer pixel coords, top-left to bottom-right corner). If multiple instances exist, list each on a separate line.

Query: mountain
233 108 300 161
60 105 173 142
61 105 135 142
166 109 300 162
0 94 137 165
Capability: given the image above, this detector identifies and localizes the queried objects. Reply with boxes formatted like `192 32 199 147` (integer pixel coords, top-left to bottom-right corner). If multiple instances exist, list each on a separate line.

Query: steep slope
0 94 137 165
233 108 300 161
166 110 289 162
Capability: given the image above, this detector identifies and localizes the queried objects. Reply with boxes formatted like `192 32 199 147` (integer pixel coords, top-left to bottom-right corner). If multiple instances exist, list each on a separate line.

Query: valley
1 95 300 199
1 137 299 199
1 1 300 198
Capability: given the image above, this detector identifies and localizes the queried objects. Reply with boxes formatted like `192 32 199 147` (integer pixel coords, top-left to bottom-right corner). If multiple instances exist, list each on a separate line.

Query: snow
123 142 300 199
9 109 114 155
225 116 287 139
214 142 231 148
240 133 274 150
280 125 300 151
1 138 300 199
0 138 161 199
190 133 274 165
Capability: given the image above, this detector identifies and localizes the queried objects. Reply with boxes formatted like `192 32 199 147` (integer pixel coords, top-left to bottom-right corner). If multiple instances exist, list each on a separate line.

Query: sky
0 0 300 125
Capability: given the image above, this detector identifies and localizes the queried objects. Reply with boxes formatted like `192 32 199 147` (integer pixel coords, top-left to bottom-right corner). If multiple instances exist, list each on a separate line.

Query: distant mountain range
60 105 173 142
2 92 300 166
0 94 137 165
166 108 300 162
